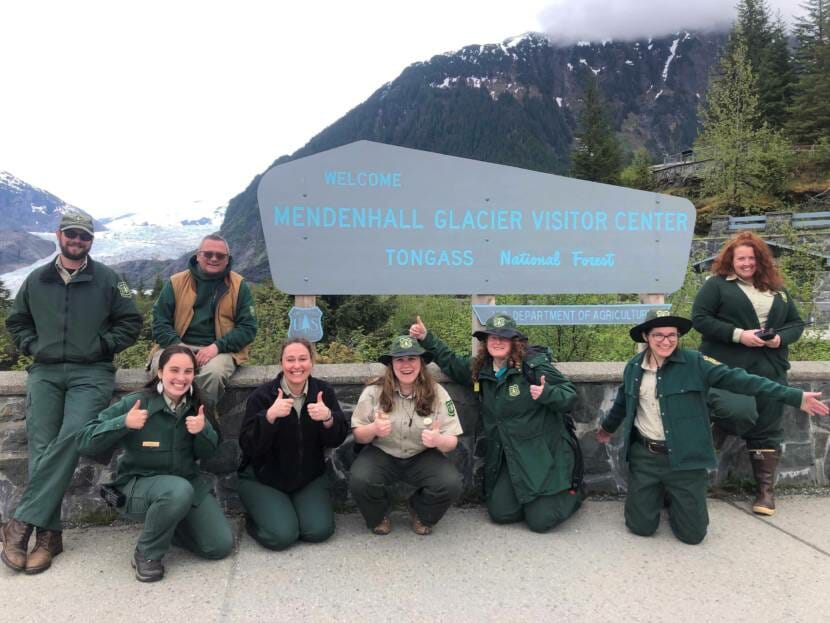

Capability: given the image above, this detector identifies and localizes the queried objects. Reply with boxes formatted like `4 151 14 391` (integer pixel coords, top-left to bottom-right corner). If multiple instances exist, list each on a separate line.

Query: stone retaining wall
2 362 829 524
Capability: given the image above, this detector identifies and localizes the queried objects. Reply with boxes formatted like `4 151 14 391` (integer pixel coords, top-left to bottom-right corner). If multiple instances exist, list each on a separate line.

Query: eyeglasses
649 332 679 343
198 251 228 261
62 229 93 241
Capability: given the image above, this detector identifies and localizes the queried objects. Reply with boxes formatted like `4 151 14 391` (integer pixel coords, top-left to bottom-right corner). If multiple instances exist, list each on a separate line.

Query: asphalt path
3 497 829 622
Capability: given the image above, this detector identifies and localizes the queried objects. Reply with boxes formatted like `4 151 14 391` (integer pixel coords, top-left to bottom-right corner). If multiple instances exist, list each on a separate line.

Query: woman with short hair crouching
78 344 233 582
237 337 348 550
350 335 463 535
595 310 828 544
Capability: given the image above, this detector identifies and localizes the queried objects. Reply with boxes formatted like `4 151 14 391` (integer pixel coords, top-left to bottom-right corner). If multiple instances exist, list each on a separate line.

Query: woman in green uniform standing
596 309 827 544
692 232 805 516
409 313 581 533
237 337 348 550
78 345 233 582
350 335 463 535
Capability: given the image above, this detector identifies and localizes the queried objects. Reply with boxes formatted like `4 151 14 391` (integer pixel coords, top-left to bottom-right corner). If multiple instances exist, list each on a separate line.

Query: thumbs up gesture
125 399 149 430
266 388 294 424
373 410 392 438
186 405 206 435
409 315 427 341
530 375 547 401
421 417 442 448
307 390 333 424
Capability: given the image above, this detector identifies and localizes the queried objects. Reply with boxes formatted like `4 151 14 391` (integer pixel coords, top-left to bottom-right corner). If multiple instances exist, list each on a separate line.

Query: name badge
142 441 160 448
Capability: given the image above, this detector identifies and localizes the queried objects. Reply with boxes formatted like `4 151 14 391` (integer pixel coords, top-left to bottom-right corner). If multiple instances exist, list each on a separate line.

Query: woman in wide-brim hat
349 335 463 535
596 309 827 544
410 313 582 534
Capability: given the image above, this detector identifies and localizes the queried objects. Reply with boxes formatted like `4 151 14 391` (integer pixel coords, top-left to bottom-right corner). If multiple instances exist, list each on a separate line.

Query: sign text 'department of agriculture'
256 141 695 295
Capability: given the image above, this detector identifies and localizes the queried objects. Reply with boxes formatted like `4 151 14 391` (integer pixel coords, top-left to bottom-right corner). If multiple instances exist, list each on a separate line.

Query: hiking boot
132 549 164 582
1 518 33 572
750 449 780 516
371 517 392 536
407 500 432 536
25 529 63 574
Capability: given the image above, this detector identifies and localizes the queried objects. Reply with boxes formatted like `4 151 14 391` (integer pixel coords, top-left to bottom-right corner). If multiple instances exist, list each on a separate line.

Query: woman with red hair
692 231 805 516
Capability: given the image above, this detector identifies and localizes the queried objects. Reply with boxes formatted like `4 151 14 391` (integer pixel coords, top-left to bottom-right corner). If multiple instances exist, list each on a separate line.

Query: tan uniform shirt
279 377 308 417
351 384 463 459
55 255 88 285
634 357 666 441
727 275 775 343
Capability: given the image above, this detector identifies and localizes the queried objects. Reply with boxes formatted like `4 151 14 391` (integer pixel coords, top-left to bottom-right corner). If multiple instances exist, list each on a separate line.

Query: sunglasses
199 251 228 261
62 229 93 241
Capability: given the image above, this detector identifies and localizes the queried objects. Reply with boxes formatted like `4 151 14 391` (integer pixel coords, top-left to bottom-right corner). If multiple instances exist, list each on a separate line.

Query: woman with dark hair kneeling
596 310 827 544
350 335 463 535
410 314 580 533
78 344 233 582
237 337 348 550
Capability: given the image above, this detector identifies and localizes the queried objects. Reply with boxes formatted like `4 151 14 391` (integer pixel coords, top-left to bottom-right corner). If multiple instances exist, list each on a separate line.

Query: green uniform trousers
122 475 233 561
708 358 788 450
624 442 709 545
487 460 581 533
15 362 115 531
237 468 334 550
349 445 463 529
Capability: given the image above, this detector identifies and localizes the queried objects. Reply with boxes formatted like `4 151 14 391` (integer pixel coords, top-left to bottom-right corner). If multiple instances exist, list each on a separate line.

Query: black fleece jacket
238 374 347 493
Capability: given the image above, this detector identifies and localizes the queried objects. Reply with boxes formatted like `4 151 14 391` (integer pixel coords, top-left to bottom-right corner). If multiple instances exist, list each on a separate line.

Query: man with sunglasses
151 234 257 424
3 211 142 574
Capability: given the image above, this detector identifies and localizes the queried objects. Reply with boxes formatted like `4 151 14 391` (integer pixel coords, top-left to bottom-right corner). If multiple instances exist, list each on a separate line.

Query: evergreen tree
788 0 830 142
570 76 622 184
731 0 794 129
619 148 654 190
695 40 792 214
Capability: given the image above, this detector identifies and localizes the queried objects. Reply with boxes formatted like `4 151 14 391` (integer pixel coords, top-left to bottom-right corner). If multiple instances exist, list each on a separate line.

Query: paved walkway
3 497 830 622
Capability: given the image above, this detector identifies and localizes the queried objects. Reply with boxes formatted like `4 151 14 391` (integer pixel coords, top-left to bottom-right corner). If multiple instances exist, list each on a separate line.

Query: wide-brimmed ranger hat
629 308 692 343
473 313 528 341
59 211 94 236
379 335 433 365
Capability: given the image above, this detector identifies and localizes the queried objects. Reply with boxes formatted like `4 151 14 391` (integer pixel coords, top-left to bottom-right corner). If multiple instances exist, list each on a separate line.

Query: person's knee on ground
524 492 581 533
246 515 300 551
299 518 335 544
198 528 234 559
486 497 524 525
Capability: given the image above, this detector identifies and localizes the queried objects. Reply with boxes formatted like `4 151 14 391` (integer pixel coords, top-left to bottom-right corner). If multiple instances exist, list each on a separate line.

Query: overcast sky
0 0 806 220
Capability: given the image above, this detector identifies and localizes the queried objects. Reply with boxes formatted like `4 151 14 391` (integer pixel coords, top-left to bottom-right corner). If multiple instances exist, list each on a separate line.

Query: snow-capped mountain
0 170 99 231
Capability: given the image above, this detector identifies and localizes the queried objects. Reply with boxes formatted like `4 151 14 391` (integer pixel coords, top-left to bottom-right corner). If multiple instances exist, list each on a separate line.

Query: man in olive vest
151 234 257 418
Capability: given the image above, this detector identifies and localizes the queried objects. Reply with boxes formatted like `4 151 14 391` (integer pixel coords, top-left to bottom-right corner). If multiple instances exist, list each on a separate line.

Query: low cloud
539 0 805 44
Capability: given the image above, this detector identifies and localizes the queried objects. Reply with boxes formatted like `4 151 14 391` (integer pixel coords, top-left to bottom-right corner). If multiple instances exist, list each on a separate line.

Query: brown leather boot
750 449 780 516
25 528 63 574
1 518 34 572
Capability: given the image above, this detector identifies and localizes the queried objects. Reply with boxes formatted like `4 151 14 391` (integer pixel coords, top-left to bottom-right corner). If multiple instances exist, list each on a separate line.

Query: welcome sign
256 141 694 295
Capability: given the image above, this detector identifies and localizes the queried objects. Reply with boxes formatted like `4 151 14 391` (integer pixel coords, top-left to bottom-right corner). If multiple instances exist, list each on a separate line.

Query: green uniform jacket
420 333 578 505
151 255 257 354
692 275 802 376
5 257 142 363
78 392 219 504
600 348 803 470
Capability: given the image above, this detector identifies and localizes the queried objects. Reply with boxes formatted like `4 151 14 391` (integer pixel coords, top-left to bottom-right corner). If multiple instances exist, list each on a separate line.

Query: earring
156 381 164 395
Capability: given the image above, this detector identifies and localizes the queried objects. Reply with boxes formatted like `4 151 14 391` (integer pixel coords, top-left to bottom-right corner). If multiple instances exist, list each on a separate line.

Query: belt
632 428 668 455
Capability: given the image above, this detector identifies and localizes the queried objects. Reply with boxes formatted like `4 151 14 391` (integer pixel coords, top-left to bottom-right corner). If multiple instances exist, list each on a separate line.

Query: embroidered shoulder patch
117 282 132 298
445 400 456 417
703 355 721 365
508 384 520 397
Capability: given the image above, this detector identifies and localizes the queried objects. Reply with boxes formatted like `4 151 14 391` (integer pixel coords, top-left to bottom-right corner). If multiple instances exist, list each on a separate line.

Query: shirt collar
280 377 308 399
55 255 88 281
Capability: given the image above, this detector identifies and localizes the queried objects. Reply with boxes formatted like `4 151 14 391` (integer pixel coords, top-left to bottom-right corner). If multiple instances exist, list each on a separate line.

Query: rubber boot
750 449 779 516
